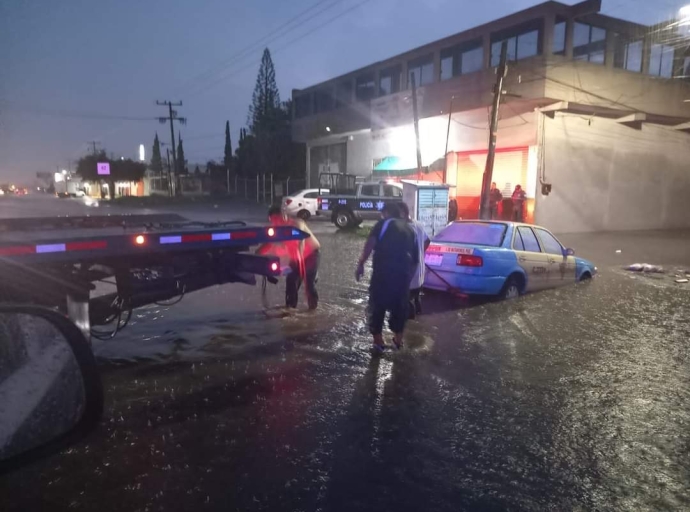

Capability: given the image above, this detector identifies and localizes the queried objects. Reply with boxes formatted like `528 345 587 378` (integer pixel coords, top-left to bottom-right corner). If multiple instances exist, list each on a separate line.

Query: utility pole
166 148 174 197
410 73 423 174
443 96 454 184
156 101 186 195
479 40 508 220
161 143 174 197
87 141 100 155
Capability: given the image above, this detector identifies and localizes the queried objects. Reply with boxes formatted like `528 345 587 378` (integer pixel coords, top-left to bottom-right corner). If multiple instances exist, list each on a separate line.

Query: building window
355 73 376 102
408 54 434 87
379 65 401 96
295 94 311 118
613 34 642 72
335 80 352 107
553 18 566 55
491 20 542 66
649 43 674 78
573 22 606 64
440 39 483 80
314 88 334 113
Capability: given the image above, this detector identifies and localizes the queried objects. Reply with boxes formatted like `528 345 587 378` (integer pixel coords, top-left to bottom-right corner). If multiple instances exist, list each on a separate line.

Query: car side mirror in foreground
564 248 575 256
0 306 103 474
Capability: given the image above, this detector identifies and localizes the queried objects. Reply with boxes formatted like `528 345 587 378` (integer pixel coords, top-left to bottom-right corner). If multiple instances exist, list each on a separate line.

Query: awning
373 156 419 176
374 155 447 176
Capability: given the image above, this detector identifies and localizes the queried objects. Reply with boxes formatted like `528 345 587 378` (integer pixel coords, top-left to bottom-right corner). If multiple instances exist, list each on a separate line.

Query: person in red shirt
257 206 321 309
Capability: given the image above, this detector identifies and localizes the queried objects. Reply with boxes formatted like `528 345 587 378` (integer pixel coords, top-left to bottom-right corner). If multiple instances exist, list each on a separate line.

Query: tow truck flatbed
0 214 307 342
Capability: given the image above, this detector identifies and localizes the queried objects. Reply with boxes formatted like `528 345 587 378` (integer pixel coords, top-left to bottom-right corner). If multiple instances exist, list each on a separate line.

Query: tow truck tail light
456 254 483 267
267 227 276 237
285 198 292 205
134 235 146 245
270 262 279 274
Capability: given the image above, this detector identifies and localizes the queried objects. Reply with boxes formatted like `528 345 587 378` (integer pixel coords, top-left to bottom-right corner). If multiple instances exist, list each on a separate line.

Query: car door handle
518 256 527 262
548 258 557 263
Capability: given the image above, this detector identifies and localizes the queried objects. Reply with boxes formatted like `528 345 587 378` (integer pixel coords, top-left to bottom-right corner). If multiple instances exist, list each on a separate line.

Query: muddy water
1 230 689 512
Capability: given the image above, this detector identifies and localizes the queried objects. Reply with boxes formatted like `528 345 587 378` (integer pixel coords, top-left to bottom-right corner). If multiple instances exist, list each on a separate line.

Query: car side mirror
564 248 575 256
0 306 103 475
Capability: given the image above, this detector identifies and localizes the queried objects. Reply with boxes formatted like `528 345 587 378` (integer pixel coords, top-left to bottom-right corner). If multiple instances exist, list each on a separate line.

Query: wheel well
333 208 353 219
508 272 526 292
579 271 592 281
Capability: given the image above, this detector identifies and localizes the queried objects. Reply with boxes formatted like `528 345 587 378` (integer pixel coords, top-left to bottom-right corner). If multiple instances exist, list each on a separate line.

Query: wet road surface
0 204 689 511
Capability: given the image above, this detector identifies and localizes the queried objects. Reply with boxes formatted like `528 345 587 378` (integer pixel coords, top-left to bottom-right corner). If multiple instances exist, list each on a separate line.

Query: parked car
423 221 596 299
281 189 329 220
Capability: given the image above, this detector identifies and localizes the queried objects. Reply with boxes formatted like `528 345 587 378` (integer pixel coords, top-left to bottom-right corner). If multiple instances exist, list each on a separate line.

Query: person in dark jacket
511 184 526 222
356 202 418 354
489 182 503 220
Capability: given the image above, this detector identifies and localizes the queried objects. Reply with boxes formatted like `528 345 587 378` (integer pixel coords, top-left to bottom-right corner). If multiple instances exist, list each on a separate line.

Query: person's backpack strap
378 218 394 241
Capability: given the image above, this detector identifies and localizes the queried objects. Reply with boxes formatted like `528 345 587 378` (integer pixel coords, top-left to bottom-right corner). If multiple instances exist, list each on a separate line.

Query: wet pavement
1 213 689 511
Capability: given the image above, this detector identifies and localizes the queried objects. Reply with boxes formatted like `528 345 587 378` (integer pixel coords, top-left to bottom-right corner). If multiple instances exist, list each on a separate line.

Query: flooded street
1 223 689 511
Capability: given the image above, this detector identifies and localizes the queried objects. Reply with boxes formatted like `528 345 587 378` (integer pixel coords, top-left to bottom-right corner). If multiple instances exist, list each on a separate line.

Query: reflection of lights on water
371 358 393 456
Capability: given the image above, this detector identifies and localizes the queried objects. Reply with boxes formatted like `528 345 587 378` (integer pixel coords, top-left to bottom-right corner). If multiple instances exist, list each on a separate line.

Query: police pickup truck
317 176 403 229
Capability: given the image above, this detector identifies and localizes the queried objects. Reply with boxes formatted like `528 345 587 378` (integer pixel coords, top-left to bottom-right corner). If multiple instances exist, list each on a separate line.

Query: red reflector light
270 262 279 273
267 227 276 237
285 199 292 205
456 254 483 267
135 235 146 245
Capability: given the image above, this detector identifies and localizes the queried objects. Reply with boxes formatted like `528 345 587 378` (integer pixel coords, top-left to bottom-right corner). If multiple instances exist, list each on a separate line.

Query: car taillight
285 198 292 205
270 262 279 274
317 197 322 206
456 254 483 267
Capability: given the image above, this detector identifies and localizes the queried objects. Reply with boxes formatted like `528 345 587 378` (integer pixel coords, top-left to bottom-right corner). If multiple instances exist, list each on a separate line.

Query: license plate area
424 253 443 266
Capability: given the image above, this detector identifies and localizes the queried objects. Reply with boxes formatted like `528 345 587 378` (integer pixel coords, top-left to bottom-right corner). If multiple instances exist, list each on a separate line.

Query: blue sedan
423 221 596 299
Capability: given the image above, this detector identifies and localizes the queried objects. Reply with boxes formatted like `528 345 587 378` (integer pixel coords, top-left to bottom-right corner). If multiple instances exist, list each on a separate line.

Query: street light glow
679 5 690 27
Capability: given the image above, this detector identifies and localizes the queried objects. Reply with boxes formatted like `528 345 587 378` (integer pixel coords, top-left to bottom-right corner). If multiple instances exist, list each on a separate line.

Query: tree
248 48 281 134
76 151 146 199
224 121 233 172
194 165 201 176
150 133 163 176
235 127 258 177
176 131 187 174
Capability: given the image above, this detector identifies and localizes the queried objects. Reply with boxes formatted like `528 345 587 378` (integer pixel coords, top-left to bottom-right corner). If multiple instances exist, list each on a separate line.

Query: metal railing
228 175 306 204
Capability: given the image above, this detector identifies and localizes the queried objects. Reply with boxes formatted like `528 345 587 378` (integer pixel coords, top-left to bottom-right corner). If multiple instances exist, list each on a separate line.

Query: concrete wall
535 113 690 233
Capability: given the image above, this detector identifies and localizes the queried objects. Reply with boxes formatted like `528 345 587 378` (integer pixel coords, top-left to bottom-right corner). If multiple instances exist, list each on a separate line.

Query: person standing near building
511 184 526 222
356 202 418 354
257 206 320 310
489 182 503 220
398 202 430 318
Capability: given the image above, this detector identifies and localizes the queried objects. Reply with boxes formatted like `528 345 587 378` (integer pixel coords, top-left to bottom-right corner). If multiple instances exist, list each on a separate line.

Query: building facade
291 0 690 232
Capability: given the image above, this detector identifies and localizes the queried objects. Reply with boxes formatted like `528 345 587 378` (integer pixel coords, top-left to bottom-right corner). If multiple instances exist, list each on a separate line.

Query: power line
178 0 347 97
187 0 376 99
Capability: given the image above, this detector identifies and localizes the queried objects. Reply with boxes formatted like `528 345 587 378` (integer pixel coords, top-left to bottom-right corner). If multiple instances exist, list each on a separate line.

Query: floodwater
1 226 689 512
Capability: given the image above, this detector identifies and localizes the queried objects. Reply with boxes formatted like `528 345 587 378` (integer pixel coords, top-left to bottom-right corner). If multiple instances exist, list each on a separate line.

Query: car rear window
433 222 507 247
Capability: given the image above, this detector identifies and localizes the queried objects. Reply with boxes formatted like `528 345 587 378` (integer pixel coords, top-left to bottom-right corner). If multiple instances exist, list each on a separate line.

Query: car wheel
500 276 521 300
297 210 311 220
334 210 353 229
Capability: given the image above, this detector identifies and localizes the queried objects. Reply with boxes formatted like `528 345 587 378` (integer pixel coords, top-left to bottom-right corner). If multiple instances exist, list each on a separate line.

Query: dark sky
0 0 684 182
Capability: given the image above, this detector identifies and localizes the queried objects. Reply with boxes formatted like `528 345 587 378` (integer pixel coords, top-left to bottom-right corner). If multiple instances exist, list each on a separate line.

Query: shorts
367 294 408 335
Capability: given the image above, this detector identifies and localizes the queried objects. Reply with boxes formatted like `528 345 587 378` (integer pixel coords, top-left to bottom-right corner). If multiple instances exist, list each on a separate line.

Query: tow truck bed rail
0 214 307 342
